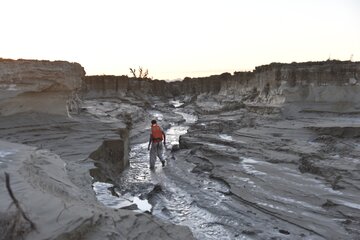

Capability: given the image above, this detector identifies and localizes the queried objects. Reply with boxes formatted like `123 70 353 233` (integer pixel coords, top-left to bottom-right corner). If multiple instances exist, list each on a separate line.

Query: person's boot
161 161 165 167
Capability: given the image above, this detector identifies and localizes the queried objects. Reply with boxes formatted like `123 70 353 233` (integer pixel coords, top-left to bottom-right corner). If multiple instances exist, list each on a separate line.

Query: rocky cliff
83 74 224 99
0 58 85 116
83 60 360 108
83 75 173 99
228 60 360 105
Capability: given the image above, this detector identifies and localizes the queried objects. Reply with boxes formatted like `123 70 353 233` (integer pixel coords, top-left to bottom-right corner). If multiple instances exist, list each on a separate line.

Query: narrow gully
92 104 237 239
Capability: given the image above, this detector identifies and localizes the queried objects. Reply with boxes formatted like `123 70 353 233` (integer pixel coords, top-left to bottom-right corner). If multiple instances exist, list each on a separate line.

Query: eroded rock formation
0 58 85 116
0 59 194 240
89 130 130 182
1 58 360 239
83 60 360 107
83 75 173 99
80 60 360 239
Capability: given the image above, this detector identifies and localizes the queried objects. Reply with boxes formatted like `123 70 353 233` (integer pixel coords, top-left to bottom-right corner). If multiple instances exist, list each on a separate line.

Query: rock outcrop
0 58 85 116
83 75 173 99
230 60 360 105
89 129 130 182
83 74 225 99
83 60 360 109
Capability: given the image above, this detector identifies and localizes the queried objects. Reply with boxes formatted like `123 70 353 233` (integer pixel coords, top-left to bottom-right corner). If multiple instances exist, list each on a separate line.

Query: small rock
108 186 119 197
322 199 338 208
342 219 352 225
242 230 256 235
153 184 162 193
121 204 139 211
279 229 290 235
171 144 180 152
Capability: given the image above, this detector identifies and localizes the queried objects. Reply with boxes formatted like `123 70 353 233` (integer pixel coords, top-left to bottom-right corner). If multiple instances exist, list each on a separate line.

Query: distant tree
129 67 149 78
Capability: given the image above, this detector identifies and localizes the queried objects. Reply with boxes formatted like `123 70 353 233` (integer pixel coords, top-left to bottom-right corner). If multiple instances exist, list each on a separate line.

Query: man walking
148 120 166 170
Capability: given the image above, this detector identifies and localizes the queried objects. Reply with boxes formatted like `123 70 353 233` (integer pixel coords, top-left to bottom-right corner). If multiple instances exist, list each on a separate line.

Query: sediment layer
0 58 85 116
83 60 360 106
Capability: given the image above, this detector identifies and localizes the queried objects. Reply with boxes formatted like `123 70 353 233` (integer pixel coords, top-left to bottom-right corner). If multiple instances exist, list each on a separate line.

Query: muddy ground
175 97 360 239
1 95 360 240
0 98 194 240
82 95 360 239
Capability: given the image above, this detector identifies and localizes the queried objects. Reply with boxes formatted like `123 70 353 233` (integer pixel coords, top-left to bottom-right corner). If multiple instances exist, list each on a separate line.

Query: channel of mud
91 102 248 239
88 98 360 240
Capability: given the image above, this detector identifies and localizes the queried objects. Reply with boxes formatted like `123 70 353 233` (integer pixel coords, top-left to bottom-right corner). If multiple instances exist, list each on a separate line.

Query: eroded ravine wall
83 75 173 99
222 61 360 105
83 61 360 107
0 58 85 116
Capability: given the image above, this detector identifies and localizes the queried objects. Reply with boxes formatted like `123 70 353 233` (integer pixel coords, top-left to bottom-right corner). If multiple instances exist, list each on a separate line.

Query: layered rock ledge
83 60 360 106
0 58 85 116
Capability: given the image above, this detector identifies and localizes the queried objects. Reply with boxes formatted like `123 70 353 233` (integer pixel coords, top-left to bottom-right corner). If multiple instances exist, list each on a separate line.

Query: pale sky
1 0 359 80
